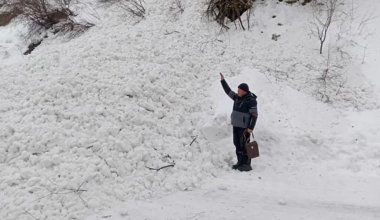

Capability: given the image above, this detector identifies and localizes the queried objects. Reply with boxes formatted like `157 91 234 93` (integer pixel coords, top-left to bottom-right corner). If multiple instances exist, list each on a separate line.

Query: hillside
1 0 380 219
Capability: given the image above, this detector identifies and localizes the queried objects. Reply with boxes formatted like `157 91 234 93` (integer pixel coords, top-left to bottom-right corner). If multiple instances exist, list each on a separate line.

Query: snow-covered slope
1 0 379 219
0 21 27 64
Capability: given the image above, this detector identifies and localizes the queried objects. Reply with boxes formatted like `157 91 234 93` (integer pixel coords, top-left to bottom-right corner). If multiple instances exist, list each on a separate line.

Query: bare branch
311 0 340 54
23 210 39 220
189 135 198 146
170 0 184 16
146 163 175 171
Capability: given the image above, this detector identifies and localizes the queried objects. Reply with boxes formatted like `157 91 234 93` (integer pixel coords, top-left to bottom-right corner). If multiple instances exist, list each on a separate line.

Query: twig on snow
23 210 39 220
32 178 90 208
96 154 120 177
190 135 198 146
164 30 180 35
146 163 175 171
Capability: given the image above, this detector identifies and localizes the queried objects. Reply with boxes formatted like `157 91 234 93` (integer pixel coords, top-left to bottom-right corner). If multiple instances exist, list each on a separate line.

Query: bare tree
315 43 347 102
169 0 184 19
311 0 340 54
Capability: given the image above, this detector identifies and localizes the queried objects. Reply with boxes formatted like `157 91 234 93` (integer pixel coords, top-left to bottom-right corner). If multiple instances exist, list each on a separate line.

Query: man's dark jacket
221 79 258 129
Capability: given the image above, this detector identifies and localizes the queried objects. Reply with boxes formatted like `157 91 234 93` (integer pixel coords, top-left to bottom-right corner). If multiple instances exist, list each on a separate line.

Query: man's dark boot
238 158 252 172
232 162 241 170
237 164 252 172
232 163 239 169
232 154 243 170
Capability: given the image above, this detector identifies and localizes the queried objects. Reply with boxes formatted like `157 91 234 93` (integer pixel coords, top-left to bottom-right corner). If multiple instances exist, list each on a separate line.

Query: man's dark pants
233 127 251 165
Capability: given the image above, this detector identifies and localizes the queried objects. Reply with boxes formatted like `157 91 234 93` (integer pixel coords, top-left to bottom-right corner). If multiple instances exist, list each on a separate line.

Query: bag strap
242 130 254 143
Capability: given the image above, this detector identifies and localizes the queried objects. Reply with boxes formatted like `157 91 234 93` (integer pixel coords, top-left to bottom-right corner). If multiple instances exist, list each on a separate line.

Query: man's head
237 83 249 97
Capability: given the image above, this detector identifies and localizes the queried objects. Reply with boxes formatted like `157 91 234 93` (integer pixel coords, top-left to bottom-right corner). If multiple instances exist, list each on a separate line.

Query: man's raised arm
220 73 237 101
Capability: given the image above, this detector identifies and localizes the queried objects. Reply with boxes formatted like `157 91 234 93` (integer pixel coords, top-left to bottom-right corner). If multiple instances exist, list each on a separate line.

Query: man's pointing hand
220 72 224 80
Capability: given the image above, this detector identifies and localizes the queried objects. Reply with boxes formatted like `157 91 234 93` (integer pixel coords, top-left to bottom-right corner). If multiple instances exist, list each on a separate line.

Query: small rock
272 34 281 41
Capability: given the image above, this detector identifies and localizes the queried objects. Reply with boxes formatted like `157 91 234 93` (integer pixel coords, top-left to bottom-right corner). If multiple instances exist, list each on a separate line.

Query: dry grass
4 0 93 35
120 0 145 19
206 0 254 30
12 0 72 29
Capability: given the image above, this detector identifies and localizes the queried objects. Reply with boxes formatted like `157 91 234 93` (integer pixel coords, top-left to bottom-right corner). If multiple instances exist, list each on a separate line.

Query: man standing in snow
220 73 258 171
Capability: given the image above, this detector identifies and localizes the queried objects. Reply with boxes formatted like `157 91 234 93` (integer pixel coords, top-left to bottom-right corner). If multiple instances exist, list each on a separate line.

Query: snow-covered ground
1 0 380 219
0 21 27 65
86 172 380 220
